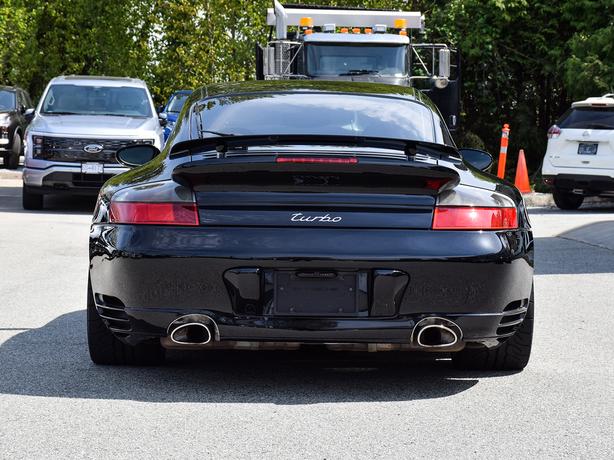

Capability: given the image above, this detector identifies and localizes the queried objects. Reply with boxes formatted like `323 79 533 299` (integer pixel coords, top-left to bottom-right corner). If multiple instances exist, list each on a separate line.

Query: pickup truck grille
34 136 154 163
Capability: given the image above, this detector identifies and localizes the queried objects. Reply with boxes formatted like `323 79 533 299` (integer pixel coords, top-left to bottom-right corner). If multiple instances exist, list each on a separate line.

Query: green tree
2 0 614 177
150 0 269 103
562 0 614 99
1 0 155 99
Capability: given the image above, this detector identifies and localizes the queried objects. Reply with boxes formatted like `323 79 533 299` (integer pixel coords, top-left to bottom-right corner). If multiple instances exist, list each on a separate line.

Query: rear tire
553 188 584 210
4 133 21 169
22 186 44 210
452 289 534 371
87 279 165 365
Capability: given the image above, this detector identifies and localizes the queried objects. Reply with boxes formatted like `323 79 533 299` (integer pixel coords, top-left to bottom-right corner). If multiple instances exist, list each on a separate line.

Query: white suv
542 94 614 209
22 75 165 210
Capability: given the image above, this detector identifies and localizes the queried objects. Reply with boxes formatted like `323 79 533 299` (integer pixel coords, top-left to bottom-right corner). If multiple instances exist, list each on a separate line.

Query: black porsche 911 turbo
88 81 534 370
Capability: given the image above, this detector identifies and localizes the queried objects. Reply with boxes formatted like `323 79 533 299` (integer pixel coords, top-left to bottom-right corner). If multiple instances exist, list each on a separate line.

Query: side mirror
19 105 27 114
116 144 160 167
430 48 451 89
458 148 494 172
24 108 35 123
158 112 168 127
438 48 451 79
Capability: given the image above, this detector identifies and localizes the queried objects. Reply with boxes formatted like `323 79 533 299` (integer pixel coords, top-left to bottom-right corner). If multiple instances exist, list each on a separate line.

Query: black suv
0 86 34 169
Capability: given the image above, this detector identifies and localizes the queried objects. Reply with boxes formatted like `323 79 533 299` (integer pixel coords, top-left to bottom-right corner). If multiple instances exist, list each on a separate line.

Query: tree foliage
1 0 613 173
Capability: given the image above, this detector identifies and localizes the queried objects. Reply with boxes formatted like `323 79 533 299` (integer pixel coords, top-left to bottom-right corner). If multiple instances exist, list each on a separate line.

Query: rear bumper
107 309 528 350
23 164 128 195
89 225 534 348
543 174 614 195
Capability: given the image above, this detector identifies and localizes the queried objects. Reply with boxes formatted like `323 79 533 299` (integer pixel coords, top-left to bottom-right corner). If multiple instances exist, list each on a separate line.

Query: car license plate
274 271 358 316
578 143 598 155
81 163 104 174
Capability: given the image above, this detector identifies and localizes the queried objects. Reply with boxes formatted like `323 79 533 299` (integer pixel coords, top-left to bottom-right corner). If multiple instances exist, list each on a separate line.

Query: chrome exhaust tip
166 314 219 347
411 317 463 349
416 324 458 348
170 322 212 345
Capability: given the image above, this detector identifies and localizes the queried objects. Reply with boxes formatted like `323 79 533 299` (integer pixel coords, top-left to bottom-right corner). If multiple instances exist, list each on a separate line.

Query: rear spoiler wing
169 134 461 160
170 135 462 193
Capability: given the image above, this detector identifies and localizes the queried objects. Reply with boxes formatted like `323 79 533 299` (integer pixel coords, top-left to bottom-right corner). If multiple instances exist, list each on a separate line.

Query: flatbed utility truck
257 1 460 130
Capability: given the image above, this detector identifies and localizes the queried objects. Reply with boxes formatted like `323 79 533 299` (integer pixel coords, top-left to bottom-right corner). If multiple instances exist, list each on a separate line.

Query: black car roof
191 80 438 112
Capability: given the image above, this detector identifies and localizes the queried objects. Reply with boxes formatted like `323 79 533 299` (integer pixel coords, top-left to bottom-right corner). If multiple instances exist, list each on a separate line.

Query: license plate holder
578 143 598 155
81 162 104 174
274 271 363 316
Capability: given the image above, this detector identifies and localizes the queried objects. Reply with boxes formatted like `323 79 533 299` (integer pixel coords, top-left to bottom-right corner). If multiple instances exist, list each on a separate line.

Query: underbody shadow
0 310 516 404
0 186 95 214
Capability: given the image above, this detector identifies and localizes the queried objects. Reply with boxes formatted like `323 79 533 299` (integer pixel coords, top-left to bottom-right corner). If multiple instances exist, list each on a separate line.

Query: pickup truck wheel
87 279 165 366
553 188 584 210
22 186 43 210
4 133 21 169
452 289 534 371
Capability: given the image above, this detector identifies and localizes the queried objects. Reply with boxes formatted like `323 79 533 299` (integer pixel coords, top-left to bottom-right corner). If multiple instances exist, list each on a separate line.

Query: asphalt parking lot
1 176 613 459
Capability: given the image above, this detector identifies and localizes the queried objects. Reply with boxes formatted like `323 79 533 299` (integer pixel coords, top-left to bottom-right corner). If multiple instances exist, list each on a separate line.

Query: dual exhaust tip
166 314 462 349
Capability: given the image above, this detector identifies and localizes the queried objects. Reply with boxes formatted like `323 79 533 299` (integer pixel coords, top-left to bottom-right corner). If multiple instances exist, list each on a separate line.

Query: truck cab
257 2 460 130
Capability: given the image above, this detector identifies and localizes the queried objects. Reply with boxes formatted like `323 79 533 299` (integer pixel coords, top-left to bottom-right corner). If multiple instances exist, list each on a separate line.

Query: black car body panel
90 224 532 342
89 81 533 353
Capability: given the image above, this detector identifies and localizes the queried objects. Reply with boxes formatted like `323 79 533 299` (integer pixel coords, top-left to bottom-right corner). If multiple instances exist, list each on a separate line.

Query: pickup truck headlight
32 135 48 159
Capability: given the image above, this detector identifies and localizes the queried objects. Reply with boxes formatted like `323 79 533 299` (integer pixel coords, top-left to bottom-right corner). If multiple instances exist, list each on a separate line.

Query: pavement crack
557 235 614 253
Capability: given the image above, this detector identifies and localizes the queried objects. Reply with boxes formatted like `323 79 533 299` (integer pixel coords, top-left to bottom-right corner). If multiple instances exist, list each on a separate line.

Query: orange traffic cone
514 149 531 193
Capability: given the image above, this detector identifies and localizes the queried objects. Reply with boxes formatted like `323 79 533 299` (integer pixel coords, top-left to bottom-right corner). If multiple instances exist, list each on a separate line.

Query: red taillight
547 125 561 139
424 178 452 190
276 157 358 164
432 206 518 230
109 202 199 226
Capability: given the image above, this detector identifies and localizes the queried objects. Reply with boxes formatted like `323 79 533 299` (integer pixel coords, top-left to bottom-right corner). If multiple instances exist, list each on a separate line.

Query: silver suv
22 75 165 209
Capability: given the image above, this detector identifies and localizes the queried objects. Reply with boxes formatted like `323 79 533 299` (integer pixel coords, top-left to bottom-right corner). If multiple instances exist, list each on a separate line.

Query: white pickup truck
22 75 165 210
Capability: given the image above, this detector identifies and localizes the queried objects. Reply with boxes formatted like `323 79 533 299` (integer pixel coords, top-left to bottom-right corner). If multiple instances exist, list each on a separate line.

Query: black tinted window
23 91 33 107
559 107 614 130
197 93 437 142
16 91 26 108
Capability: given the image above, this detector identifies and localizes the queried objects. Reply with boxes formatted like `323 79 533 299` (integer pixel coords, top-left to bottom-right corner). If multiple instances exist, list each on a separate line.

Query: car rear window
559 107 614 130
196 92 440 143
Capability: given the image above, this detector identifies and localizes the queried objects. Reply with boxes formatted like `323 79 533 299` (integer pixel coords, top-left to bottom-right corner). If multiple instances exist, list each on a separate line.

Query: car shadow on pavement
0 310 519 404
0 186 96 215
